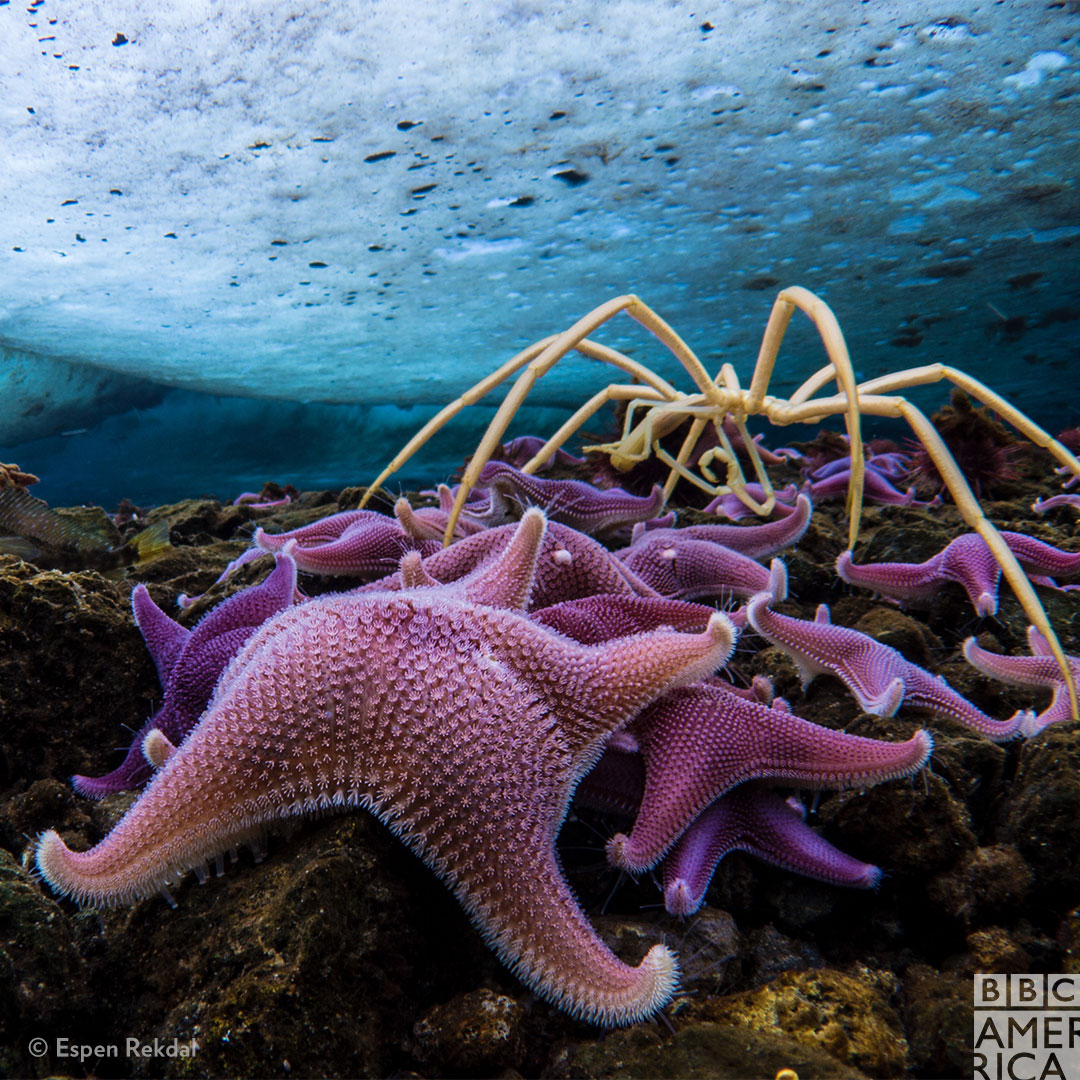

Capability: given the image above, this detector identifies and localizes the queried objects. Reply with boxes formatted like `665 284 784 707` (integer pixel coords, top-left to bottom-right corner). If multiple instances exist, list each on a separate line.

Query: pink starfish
837 531 1080 616
615 535 779 603
964 627 1080 737
361 519 658 609
746 584 1028 741
476 461 667 539
255 510 439 577
662 784 881 916
605 681 932 873
37 511 738 1027
629 493 812 559
702 483 799 521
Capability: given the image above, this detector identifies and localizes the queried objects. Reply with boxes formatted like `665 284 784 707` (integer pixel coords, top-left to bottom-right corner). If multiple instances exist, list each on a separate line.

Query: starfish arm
477 462 667 538
256 510 386 549
575 749 645 815
457 508 545 609
131 584 191 685
531 594 718 645
616 537 773 602
1003 531 1080 579
72 719 160 798
702 483 799 521
937 535 1004 617
142 728 177 768
1033 494 1080 514
607 683 931 872
256 516 417 578
901 664 1024 741
662 785 881 916
835 550 946 609
399 551 442 590
646 494 811 558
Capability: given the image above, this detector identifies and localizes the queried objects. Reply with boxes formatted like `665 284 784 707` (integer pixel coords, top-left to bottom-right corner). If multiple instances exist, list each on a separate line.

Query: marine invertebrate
745 579 1028 742
37 511 737 1026
964 628 1080 737
837 531 1080 616
74 552 298 796
356 287 1080 717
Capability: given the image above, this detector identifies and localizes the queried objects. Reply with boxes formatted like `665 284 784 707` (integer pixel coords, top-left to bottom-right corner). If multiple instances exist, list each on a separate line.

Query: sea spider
360 287 1080 717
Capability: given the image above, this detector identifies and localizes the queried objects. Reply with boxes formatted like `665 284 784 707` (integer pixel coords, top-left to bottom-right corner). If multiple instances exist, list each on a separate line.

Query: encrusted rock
707 969 908 1078
411 988 526 1072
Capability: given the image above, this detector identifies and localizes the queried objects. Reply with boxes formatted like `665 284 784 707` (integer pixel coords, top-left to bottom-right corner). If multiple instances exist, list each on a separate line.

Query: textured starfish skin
837 531 1080 616
746 591 1027 741
361 519 658 609
605 681 932 872
615 534 774 602
73 554 299 797
37 512 737 1027
662 784 881 917
256 510 439 577
630 494 812 559
964 627 1080 736
477 461 667 538
703 483 799 520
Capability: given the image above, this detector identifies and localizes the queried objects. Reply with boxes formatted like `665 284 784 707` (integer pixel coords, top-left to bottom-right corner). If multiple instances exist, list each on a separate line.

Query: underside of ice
1 1 1077 498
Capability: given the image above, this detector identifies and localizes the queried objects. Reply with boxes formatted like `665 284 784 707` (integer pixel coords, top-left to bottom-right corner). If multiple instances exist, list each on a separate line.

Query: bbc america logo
975 975 1080 1080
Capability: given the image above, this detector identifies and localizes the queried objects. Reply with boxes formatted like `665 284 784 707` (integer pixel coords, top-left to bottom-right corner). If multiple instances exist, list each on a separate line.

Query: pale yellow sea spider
360 287 1080 719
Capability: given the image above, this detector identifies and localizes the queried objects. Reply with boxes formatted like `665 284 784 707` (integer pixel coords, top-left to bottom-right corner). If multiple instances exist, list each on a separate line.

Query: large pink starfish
746 584 1028 741
964 627 1080 736
36 510 737 1027
837 531 1080 616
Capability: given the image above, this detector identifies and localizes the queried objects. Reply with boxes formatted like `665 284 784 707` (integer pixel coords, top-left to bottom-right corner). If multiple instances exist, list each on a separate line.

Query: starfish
805 459 936 508
837 531 1080 616
73 553 299 797
703 483 799 520
964 627 1080 737
662 783 882 916
361 519 658 609
1033 494 1080 514
476 461 667 538
629 493 812 559
746 584 1028 741
37 510 738 1027
615 535 781 603
255 509 439 577
498 435 586 471
605 681 932 873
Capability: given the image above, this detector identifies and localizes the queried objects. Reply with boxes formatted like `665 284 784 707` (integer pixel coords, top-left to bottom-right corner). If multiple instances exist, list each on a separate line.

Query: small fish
0 486 170 572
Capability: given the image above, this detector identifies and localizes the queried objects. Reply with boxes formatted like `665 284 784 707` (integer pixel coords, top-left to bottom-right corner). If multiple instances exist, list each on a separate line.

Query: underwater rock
546 1015 869 1079
927 845 1034 927
706 969 907 1078
0 849 90 1078
900 964 971 1078
411 988 527 1072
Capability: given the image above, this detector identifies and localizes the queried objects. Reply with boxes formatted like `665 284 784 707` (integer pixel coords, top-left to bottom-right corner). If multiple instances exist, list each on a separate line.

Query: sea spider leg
746 287 865 548
781 389 1080 722
442 296 725 543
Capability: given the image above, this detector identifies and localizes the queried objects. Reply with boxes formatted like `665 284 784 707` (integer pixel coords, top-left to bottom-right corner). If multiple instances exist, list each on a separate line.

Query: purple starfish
360 519 659 609
499 435 586 471
255 509 439 577
615 535 782 604
476 461 667 539
629 493 812 560
964 627 1080 737
805 458 936 508
837 531 1080 616
73 553 299 797
702 483 799 520
746 585 1027 741
605 681 932 873
1033 494 1080 514
662 783 881 916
